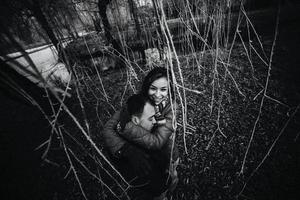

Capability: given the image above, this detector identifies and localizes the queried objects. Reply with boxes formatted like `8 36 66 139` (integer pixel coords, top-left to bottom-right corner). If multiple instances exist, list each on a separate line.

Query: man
103 94 172 199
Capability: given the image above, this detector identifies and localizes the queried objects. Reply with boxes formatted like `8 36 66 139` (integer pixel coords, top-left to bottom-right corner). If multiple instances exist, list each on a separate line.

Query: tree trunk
151 0 167 60
128 0 141 39
30 3 59 50
93 16 102 33
98 0 124 56
20 0 59 50
128 0 146 62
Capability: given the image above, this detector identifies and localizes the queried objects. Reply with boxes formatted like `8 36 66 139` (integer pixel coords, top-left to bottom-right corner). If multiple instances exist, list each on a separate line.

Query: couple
103 67 179 200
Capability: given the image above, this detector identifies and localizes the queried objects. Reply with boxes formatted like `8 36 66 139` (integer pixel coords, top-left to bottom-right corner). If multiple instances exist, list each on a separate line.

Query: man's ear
132 116 140 125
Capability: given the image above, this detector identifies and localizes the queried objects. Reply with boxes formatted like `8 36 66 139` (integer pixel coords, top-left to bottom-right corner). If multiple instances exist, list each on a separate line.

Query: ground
1 3 300 200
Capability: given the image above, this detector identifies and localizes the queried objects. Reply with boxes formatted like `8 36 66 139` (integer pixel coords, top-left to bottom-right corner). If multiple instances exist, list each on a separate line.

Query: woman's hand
156 118 166 125
168 158 179 193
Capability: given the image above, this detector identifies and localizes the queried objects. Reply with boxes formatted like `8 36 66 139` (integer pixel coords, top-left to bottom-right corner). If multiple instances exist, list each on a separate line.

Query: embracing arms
120 102 178 150
102 111 126 155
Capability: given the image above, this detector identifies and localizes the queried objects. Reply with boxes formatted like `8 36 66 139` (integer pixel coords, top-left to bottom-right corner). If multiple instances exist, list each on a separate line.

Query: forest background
0 0 299 200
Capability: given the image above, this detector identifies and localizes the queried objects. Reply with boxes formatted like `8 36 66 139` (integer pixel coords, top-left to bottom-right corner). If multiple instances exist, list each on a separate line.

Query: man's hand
120 143 151 177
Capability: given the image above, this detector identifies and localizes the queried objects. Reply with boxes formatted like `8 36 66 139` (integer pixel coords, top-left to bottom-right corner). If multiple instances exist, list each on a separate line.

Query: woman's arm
102 111 152 176
120 102 177 150
158 101 177 132
155 101 179 162
121 122 173 149
102 111 126 155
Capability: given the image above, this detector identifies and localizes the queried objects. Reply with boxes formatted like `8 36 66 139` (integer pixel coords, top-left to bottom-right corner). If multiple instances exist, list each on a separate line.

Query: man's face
137 102 156 131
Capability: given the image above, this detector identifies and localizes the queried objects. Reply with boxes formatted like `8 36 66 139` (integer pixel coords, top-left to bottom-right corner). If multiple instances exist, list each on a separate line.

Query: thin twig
58 127 88 200
238 104 299 197
240 5 280 174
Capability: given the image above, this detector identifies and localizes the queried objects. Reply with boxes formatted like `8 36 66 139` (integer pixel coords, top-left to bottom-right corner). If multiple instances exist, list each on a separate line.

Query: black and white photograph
0 0 299 199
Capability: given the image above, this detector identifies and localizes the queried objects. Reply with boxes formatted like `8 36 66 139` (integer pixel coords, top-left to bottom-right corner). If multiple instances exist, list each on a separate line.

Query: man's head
127 94 156 131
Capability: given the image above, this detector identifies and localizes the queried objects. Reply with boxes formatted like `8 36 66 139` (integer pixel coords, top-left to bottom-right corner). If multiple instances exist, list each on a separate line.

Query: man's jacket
102 101 178 161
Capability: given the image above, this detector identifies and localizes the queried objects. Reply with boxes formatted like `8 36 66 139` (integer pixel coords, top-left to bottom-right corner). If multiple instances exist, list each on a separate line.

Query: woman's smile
153 96 163 104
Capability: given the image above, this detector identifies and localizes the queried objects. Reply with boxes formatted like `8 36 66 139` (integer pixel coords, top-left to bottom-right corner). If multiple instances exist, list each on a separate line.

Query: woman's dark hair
140 67 174 101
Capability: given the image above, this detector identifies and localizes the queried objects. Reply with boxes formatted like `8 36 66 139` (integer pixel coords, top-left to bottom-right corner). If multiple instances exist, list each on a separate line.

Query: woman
103 67 179 199
140 66 179 198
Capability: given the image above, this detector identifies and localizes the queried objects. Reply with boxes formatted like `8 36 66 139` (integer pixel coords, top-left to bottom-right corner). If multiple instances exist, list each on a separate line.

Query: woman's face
148 77 168 105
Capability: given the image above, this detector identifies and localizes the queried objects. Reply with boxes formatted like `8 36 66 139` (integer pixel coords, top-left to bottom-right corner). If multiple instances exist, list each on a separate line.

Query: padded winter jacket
102 111 125 156
102 101 179 161
120 101 179 161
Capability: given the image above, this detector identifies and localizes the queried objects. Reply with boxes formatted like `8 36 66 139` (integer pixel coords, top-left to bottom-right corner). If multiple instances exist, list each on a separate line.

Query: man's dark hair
127 93 147 117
